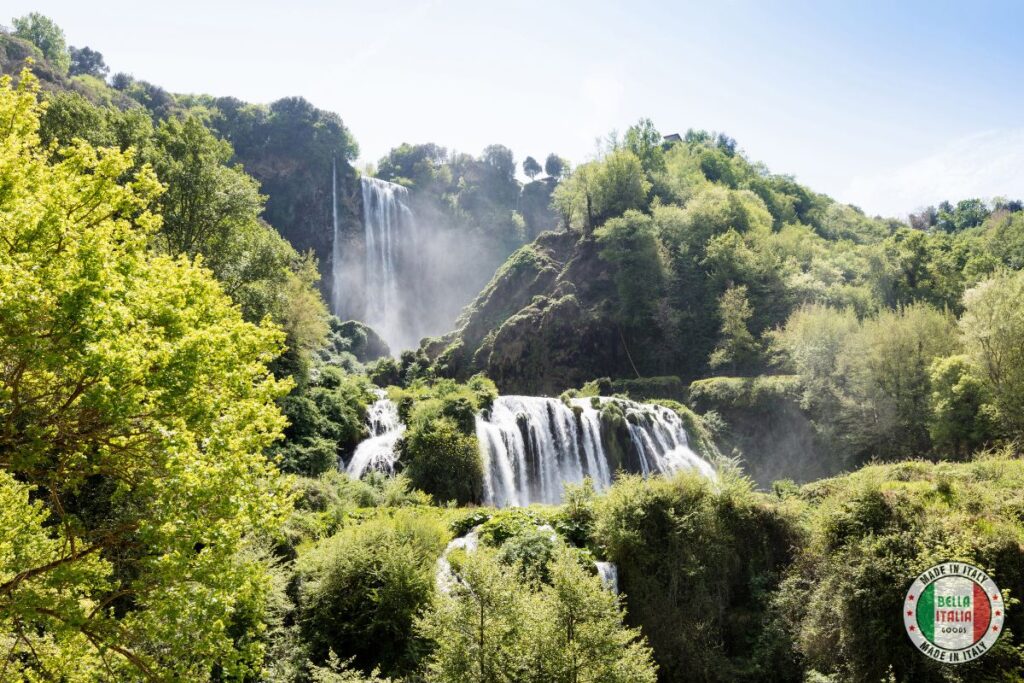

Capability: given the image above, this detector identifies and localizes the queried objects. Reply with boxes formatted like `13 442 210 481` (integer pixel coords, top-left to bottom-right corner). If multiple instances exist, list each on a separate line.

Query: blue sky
9 1 1024 217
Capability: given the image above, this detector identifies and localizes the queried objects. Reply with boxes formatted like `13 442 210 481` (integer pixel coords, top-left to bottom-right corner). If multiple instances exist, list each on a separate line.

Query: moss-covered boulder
333 319 391 363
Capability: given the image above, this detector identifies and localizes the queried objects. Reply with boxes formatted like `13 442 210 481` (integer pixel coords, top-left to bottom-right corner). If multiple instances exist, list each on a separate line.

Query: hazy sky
9 1 1023 217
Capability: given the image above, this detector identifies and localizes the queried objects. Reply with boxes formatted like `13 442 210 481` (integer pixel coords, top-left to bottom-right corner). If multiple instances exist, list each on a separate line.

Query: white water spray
346 389 404 478
360 176 417 351
595 561 619 594
346 394 715 506
476 396 715 506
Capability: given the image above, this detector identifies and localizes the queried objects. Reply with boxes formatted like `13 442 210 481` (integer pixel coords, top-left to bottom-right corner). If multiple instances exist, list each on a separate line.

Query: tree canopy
12 13 70 74
0 70 290 678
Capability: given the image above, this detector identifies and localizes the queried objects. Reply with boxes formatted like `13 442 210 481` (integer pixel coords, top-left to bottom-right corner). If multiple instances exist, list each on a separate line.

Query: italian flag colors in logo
904 562 1004 664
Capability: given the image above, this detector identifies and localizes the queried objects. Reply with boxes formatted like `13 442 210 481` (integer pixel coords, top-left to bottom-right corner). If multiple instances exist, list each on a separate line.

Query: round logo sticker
904 562 1003 663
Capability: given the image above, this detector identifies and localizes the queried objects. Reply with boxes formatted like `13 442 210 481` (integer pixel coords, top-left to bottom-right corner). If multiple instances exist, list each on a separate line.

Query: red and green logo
904 562 1004 663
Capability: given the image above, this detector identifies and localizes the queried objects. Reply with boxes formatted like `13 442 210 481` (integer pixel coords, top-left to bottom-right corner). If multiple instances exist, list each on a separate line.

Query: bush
450 510 491 537
773 457 1024 681
274 367 375 476
497 528 557 581
478 508 546 546
418 544 658 683
402 417 483 504
297 511 449 677
552 479 597 548
594 471 799 682
389 376 497 504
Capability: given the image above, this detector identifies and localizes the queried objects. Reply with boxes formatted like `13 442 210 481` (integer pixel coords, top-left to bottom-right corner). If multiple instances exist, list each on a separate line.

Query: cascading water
329 170 421 352
595 562 619 594
359 176 417 351
345 392 716 505
346 389 404 478
435 528 480 593
330 159 342 316
476 396 716 507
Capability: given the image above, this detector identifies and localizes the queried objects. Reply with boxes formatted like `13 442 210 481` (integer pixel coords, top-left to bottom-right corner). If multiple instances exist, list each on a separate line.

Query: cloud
844 129 1024 218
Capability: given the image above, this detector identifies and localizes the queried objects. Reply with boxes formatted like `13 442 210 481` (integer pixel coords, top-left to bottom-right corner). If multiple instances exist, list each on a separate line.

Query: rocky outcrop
426 230 663 395
687 375 830 487
333 320 390 363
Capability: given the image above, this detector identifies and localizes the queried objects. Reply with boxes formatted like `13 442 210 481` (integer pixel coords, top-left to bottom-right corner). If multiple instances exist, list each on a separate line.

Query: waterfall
595 561 619 594
435 528 480 593
346 389 404 478
329 173 420 352
344 393 716 505
330 159 342 315
360 176 417 351
477 396 715 507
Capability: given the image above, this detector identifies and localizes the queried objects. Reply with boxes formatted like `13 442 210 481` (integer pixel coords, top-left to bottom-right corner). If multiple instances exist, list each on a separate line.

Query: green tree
624 117 665 174
960 270 1024 438
151 114 329 375
420 545 657 683
402 417 483 504
709 285 758 374
838 303 958 459
532 547 658 683
928 355 995 457
596 210 666 329
152 114 265 262
68 45 108 78
523 155 542 180
0 71 289 678
12 13 70 74
597 149 652 225
773 303 957 463
419 549 532 683
297 512 448 677
658 186 772 251
544 153 566 179
376 142 450 189
552 150 650 234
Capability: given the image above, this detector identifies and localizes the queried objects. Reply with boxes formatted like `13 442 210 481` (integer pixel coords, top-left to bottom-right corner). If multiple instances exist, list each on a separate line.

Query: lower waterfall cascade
476 396 716 506
345 389 404 479
345 393 716 506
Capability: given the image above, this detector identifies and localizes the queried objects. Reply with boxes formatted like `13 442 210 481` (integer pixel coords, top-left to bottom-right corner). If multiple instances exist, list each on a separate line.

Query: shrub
594 471 799 682
478 508 546 546
402 417 483 504
297 511 449 677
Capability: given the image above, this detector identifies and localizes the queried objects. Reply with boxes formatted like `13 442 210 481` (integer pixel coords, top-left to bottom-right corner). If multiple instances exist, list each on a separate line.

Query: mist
334 173 527 353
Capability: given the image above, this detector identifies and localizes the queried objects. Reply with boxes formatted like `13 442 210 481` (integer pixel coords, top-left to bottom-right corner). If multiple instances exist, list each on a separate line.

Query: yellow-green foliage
0 70 290 679
688 375 802 409
279 471 433 553
419 542 658 683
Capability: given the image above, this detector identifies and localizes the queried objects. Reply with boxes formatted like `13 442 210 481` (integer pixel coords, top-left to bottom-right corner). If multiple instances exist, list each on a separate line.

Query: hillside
417 129 1024 484
5 11 1024 683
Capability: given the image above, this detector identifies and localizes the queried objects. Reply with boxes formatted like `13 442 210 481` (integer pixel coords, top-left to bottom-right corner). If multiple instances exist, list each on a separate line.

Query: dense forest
4 12 1024 683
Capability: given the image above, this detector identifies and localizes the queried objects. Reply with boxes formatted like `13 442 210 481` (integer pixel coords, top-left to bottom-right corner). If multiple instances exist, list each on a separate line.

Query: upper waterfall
331 174 420 352
361 176 416 350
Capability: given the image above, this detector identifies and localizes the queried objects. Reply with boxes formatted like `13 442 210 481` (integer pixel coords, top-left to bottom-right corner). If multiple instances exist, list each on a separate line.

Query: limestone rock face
229 141 363 308
427 230 658 395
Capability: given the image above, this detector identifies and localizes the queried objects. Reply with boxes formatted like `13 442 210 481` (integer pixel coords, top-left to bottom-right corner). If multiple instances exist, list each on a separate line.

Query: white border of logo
904 561 1004 664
